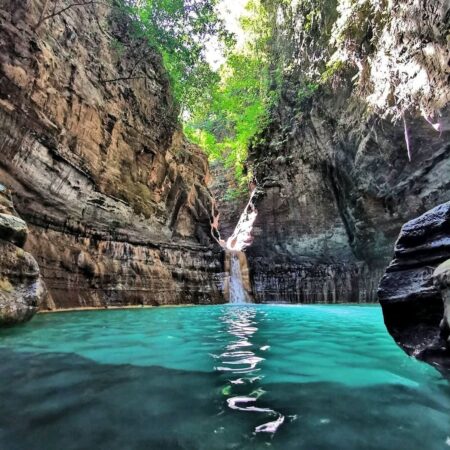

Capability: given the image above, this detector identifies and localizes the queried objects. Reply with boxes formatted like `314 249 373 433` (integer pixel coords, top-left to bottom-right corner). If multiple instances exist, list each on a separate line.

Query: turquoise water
0 304 449 450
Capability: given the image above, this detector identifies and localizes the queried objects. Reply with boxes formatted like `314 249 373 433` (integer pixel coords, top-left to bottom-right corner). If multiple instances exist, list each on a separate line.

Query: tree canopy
122 0 275 187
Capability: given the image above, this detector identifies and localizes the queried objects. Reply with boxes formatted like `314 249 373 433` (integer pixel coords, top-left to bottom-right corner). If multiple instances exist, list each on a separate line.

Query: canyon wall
0 0 225 309
242 0 450 303
1 0 448 311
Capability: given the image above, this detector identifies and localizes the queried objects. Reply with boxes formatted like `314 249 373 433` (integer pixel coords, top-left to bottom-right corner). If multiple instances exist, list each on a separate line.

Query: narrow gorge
0 0 450 448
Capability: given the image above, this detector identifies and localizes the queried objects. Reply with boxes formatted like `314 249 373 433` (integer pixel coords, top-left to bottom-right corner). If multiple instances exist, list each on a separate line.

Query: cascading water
229 253 249 304
226 188 258 252
223 187 259 304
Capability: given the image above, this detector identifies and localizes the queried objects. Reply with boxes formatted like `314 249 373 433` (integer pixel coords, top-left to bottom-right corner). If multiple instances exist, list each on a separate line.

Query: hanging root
210 197 225 247
403 114 412 162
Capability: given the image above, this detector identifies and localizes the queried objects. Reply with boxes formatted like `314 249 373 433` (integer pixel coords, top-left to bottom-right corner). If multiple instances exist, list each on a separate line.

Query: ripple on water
214 306 286 434
0 304 449 450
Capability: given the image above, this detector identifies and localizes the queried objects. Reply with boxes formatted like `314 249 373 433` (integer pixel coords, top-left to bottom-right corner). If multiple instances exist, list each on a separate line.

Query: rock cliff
434 260 450 347
1 0 448 313
242 0 450 303
0 0 225 309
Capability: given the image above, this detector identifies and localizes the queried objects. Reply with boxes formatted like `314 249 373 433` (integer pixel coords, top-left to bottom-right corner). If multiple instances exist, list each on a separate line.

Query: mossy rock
0 241 46 326
0 213 28 247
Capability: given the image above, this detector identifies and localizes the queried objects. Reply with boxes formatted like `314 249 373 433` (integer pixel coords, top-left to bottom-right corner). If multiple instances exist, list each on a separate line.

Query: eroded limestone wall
244 0 450 303
0 0 225 308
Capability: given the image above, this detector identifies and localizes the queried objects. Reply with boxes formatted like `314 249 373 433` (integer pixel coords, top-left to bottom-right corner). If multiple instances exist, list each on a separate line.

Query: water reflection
213 306 285 434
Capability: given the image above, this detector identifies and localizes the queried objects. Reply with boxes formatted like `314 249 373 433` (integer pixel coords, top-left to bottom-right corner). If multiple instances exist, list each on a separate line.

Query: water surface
0 305 448 449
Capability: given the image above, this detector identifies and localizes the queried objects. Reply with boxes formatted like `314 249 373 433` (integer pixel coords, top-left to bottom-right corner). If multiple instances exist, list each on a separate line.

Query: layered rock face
248 96 449 303
378 203 450 369
0 185 46 324
243 0 450 303
0 1 224 309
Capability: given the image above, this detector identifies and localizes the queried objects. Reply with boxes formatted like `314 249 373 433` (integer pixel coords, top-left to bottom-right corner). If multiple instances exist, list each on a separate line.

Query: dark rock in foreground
433 260 450 346
378 202 450 370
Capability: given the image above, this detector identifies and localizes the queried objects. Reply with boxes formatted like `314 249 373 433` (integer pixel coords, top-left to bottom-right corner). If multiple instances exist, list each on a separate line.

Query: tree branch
100 44 154 84
99 76 146 83
37 0 51 26
34 0 110 30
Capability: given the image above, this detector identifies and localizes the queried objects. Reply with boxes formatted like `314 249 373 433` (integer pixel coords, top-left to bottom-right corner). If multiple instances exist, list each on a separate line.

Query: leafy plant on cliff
184 0 275 184
119 0 232 115
328 0 389 93
251 0 344 115
106 0 276 185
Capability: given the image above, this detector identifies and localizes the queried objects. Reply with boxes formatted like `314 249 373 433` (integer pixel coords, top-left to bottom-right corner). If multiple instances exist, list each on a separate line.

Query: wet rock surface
0 1 225 308
243 0 450 304
433 260 450 344
209 161 249 242
378 202 450 369
248 98 449 303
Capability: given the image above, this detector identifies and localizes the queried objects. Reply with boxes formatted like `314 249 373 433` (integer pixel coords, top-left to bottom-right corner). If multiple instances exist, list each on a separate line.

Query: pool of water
0 304 449 450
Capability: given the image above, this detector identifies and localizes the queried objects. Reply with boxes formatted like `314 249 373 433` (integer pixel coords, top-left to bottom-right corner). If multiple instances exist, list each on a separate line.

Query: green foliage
297 83 319 103
304 8 320 32
185 0 275 183
223 186 247 202
120 0 231 113
320 59 345 84
110 38 126 57
119 0 276 184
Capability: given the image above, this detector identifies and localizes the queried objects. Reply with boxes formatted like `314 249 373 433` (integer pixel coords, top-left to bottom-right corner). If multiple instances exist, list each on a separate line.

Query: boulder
378 202 450 370
0 184 28 246
0 213 28 247
0 186 46 325
0 241 47 325
433 260 450 345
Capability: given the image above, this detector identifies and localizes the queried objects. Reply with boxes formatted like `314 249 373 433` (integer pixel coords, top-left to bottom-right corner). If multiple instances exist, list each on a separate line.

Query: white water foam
229 253 249 304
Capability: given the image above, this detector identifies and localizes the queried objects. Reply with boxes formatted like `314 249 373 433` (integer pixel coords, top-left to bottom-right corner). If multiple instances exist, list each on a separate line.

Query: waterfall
214 186 259 304
226 188 258 252
225 250 252 303
229 252 250 304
